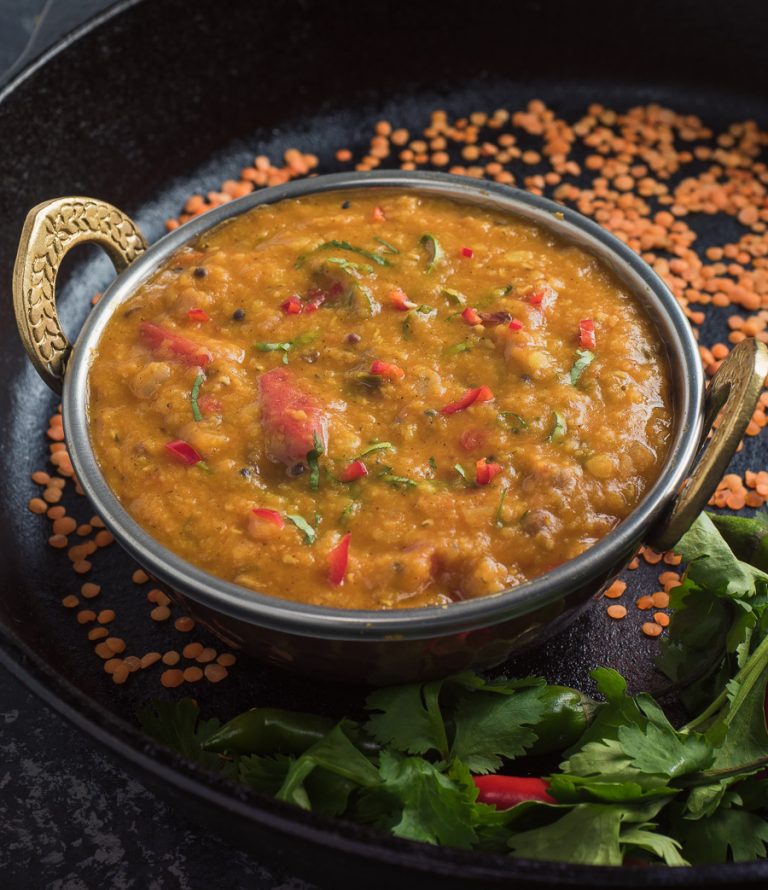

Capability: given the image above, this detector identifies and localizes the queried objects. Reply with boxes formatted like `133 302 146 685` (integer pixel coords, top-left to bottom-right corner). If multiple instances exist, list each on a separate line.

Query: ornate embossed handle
13 197 148 393
650 337 768 552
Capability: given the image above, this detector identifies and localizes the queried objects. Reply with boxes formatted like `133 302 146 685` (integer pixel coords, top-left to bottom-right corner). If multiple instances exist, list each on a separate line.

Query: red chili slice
388 288 417 311
251 508 285 529
165 439 204 466
140 322 213 367
187 308 211 322
328 532 352 585
461 246 474 258
370 359 405 380
579 318 596 349
508 318 523 331
281 295 303 315
441 385 494 416
475 458 503 485
338 460 368 482
527 285 558 310
461 307 482 325
472 775 554 810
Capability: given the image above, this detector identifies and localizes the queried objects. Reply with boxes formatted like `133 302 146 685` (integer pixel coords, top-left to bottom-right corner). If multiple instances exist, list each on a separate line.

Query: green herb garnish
548 411 567 442
307 432 324 491
446 341 473 355
191 372 205 422
325 257 373 275
254 331 318 365
494 488 509 527
499 411 528 433
374 236 399 254
285 513 317 545
569 348 595 385
420 233 443 273
354 442 394 460
428 456 437 471
379 467 418 490
339 500 360 529
454 463 472 487
317 240 391 266
441 288 466 306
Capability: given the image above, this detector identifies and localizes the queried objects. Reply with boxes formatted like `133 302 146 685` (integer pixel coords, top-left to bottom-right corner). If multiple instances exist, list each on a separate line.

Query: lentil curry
88 189 672 609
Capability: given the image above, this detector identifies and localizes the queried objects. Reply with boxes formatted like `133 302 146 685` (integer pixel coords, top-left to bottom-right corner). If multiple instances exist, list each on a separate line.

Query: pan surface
1 0 767 885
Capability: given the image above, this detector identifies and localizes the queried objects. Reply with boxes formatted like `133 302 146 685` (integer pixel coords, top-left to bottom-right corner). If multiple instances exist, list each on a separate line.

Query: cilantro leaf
675 805 768 864
376 750 479 848
138 699 235 777
569 348 595 385
620 825 689 866
238 753 294 795
508 803 639 865
365 680 448 758
285 513 317 545
449 686 547 773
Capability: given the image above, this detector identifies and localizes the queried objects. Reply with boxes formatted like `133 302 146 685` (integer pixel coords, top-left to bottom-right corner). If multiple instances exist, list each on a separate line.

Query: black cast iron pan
1 0 767 885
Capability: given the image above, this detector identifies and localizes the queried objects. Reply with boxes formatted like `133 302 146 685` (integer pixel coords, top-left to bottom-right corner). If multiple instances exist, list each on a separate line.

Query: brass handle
13 197 148 393
650 337 768 552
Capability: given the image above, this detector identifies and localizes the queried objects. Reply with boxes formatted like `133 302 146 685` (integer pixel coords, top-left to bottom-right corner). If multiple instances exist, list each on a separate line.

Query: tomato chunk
328 532 352 585
461 307 482 325
441 385 494 416
476 458 502 485
258 368 329 468
140 322 212 367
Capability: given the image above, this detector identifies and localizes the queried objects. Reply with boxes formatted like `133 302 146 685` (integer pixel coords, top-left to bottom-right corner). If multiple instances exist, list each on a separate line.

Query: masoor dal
88 190 673 609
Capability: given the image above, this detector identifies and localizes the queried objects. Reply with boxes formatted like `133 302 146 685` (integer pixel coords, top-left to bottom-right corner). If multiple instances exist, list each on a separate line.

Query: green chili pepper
708 512 768 572
203 707 378 757
524 686 599 756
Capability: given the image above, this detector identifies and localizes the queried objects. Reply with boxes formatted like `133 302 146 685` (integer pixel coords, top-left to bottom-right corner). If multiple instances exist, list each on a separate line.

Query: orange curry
88 190 673 609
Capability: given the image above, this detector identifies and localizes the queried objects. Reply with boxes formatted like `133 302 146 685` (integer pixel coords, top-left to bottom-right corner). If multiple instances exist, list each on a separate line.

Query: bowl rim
63 170 704 641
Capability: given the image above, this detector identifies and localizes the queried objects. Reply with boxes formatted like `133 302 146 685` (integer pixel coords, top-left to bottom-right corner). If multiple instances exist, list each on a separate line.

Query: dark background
0 5 306 887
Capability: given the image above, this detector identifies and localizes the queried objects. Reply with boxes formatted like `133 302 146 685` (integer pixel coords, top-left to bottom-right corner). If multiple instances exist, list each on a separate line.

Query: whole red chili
472 775 554 809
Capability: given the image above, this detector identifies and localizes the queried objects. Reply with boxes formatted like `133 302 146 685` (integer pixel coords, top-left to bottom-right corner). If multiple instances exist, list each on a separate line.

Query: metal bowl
13 170 768 683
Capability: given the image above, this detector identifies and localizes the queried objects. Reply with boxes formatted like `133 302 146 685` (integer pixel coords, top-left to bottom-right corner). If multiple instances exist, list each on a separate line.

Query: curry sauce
88 190 672 609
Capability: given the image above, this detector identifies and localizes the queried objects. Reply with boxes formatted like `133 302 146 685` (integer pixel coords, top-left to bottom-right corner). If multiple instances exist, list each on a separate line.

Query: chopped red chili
461 306 482 325
441 385 494 416
508 318 523 331
165 439 204 466
281 295 303 315
579 318 596 349
303 287 329 313
460 246 474 258
371 359 405 380
472 775 554 810
527 285 558 310
328 532 351 585
371 206 385 221
388 288 417 311
140 322 212 367
475 458 502 485
251 508 285 528
338 460 368 482
187 308 211 322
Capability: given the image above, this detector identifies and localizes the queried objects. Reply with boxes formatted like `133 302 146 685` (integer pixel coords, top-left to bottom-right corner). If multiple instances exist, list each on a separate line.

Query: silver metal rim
63 171 704 641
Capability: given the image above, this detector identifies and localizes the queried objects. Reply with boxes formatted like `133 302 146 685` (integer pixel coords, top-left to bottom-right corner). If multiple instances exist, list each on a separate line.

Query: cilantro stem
354 442 394 460
423 681 450 761
317 239 392 266
677 753 768 787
